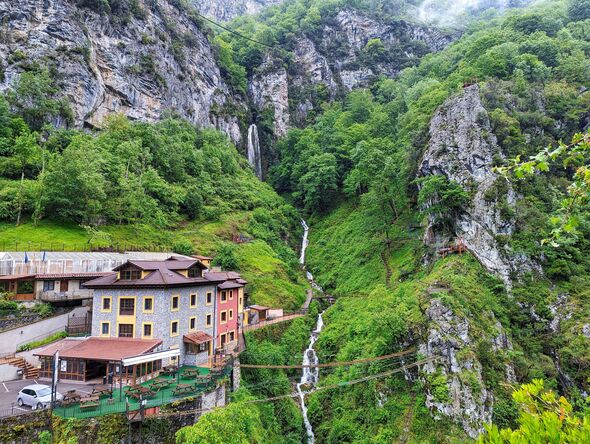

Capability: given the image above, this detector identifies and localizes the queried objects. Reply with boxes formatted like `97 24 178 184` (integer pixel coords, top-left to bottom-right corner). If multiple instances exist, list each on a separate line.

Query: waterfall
300 219 309 265
296 312 325 444
247 124 263 180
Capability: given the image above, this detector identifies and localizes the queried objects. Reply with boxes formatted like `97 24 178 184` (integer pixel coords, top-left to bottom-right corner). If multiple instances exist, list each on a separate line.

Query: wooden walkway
243 313 305 332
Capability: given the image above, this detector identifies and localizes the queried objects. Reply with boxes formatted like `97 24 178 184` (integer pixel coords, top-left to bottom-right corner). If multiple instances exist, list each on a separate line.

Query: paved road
0 306 89 354
0 378 98 416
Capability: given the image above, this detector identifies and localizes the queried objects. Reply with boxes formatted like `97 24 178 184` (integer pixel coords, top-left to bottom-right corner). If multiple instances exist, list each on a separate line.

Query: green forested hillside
0 73 307 309
211 0 590 442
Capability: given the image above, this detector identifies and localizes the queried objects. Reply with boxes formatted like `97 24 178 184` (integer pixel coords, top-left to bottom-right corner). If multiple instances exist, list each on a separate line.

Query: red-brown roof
0 274 35 281
218 281 244 290
34 337 162 361
36 272 111 280
183 331 213 345
83 259 224 289
249 305 269 311
193 255 213 260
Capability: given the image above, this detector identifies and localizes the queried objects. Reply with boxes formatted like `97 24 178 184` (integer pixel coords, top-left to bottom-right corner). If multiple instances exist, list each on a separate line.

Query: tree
568 0 590 21
477 379 590 443
417 175 470 231
213 244 238 270
298 153 338 212
7 69 71 131
12 130 42 225
500 131 590 246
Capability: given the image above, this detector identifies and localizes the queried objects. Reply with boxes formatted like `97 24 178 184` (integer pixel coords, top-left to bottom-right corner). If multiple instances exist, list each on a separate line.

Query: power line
193 9 276 49
238 349 417 369
153 357 437 419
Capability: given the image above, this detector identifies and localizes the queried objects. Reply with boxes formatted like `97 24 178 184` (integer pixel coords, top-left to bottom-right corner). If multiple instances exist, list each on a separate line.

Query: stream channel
297 219 326 444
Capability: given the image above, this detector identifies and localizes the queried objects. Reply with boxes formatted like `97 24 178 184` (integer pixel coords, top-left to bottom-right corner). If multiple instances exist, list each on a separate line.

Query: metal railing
243 309 308 332
39 290 94 301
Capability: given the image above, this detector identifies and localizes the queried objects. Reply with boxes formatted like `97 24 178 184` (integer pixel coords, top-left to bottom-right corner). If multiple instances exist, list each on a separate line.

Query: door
60 280 69 292
22 389 34 406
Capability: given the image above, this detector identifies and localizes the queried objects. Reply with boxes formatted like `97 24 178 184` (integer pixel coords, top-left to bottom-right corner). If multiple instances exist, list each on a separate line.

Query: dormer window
188 268 201 278
120 270 141 280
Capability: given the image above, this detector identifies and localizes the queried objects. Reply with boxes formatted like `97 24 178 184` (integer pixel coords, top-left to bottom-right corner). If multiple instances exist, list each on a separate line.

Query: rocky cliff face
192 0 282 22
419 298 514 437
419 85 538 287
248 10 455 136
0 0 244 143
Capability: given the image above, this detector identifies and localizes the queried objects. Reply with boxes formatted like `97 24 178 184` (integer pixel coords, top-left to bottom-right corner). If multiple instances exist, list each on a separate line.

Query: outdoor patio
53 364 231 419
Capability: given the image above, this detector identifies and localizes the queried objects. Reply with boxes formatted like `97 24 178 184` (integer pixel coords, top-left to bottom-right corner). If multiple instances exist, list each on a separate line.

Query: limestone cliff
192 0 282 22
248 10 455 136
419 85 538 287
0 0 244 143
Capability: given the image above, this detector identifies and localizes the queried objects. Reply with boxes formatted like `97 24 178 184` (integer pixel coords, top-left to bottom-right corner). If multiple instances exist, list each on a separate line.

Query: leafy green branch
496 131 590 246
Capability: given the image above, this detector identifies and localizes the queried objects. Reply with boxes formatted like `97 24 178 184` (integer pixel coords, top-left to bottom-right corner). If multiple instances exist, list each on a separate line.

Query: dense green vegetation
178 306 320 442
238 0 590 441
0 66 307 309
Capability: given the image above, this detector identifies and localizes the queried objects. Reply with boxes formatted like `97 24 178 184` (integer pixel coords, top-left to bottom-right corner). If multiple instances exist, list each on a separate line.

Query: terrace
53 364 232 419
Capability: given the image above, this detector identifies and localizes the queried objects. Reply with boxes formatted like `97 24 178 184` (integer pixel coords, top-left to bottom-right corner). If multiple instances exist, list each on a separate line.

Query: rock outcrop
192 0 282 22
419 85 537 286
248 10 455 135
419 299 512 437
0 0 244 143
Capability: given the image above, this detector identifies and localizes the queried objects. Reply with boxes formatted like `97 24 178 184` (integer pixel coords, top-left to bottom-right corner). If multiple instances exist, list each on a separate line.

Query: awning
183 331 213 345
35 337 162 361
122 348 180 367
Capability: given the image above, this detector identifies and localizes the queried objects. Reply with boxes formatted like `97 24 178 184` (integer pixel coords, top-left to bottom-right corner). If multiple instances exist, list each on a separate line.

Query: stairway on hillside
0 354 39 379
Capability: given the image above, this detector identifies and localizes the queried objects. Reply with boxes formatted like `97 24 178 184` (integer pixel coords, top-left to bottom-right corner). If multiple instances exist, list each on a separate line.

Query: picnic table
180 368 200 379
91 385 112 396
161 365 178 376
172 383 194 396
210 367 225 378
61 390 83 406
149 378 172 392
194 374 212 386
79 395 100 410
127 386 155 400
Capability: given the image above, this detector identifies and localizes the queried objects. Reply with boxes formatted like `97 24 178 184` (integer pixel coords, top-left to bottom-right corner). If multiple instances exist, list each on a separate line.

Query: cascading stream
247 124 263 180
297 219 325 444
296 312 324 444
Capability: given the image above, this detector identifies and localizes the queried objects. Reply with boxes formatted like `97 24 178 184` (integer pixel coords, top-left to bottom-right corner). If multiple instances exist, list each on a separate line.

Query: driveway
0 378 101 416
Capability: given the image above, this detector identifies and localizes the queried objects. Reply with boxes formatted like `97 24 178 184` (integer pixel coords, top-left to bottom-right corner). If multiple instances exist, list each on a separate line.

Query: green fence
53 364 232 420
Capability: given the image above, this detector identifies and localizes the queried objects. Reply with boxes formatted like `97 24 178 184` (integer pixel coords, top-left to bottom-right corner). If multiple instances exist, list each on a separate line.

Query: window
43 281 54 292
119 298 135 316
186 342 207 354
221 291 227 302
190 294 197 308
229 290 234 300
221 310 227 324
229 309 234 320
206 292 213 305
188 268 201 278
143 323 153 338
220 333 227 346
101 296 111 312
171 295 179 311
118 324 133 338
143 297 153 313
120 270 141 280
229 331 235 342
206 314 212 327
189 317 196 330
239 297 243 307
170 320 179 337
101 322 110 336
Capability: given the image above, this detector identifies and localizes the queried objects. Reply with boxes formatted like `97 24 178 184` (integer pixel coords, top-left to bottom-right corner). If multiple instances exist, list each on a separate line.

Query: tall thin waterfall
300 219 309 265
247 124 262 179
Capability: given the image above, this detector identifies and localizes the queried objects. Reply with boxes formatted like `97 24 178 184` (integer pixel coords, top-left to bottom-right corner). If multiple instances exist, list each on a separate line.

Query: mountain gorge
0 0 590 442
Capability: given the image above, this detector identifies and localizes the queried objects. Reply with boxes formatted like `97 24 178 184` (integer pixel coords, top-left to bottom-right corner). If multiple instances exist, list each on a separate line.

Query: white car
17 384 62 410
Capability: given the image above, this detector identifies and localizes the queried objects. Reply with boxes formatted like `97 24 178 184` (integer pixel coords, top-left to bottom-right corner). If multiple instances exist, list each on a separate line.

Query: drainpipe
212 285 218 362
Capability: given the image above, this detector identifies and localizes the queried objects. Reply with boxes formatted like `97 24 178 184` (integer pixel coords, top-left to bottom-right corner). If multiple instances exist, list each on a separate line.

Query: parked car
17 384 62 409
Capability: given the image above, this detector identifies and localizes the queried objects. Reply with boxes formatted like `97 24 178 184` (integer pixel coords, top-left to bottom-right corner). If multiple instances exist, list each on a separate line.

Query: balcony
39 290 94 302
